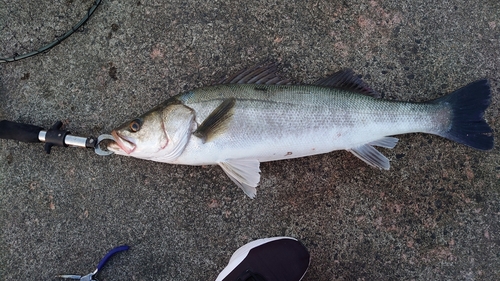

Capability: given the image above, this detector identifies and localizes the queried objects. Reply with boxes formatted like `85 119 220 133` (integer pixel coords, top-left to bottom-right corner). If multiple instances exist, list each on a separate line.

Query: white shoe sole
215 237 309 281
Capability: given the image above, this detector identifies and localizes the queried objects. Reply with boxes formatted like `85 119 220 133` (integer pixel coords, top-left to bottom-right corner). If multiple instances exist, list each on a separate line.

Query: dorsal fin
314 69 381 98
218 60 292 85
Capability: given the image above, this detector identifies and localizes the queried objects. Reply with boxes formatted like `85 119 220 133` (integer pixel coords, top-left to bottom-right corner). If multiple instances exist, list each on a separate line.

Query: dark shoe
215 237 310 281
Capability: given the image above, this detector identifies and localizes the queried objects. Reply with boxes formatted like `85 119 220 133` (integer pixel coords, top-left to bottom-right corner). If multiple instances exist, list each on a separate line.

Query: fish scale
178 84 443 160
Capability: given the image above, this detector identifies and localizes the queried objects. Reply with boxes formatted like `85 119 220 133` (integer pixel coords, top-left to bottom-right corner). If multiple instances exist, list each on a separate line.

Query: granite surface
1 0 499 280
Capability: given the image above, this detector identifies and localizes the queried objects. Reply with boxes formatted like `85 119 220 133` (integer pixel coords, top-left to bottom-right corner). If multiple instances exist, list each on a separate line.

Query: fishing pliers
56 245 129 281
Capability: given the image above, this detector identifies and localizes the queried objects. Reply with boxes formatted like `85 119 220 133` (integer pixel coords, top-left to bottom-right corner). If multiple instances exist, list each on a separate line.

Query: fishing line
0 0 102 63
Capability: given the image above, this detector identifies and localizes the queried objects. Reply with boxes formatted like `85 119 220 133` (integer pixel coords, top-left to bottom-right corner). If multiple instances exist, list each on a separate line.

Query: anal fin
369 137 399 149
348 137 399 170
218 159 261 199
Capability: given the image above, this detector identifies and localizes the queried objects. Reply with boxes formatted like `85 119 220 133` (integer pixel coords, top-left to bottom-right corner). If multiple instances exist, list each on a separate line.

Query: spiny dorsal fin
314 69 381 98
218 60 292 85
193 98 236 143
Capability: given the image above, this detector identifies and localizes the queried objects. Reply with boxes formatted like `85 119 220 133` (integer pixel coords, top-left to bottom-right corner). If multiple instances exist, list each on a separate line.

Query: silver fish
108 62 493 198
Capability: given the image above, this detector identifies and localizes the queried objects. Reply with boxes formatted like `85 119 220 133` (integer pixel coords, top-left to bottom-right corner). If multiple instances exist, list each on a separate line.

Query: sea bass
108 62 493 198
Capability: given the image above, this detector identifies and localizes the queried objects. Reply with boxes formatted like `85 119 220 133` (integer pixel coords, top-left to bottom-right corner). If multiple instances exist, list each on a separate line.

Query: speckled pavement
1 1 499 280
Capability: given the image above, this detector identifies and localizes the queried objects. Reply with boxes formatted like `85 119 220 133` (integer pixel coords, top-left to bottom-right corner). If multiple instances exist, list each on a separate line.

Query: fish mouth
109 130 136 154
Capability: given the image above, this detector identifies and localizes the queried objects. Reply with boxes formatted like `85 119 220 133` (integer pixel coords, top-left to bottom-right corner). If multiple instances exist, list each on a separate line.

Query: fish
107 61 493 198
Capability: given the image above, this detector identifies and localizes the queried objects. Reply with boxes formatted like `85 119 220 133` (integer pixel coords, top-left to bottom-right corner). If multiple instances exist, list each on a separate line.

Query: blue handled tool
56 245 129 281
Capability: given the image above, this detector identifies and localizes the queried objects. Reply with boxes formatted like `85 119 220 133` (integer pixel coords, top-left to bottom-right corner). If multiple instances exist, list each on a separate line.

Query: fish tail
433 79 493 150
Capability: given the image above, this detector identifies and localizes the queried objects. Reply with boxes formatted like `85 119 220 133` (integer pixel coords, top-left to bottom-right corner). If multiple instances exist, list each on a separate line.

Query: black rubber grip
0 120 44 143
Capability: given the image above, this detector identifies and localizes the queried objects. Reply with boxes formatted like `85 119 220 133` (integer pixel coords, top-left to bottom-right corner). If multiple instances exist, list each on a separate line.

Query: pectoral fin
194 98 236 143
348 137 399 170
218 159 261 199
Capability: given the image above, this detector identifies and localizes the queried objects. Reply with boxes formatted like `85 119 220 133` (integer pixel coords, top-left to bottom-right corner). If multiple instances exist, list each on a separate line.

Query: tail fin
433 79 493 150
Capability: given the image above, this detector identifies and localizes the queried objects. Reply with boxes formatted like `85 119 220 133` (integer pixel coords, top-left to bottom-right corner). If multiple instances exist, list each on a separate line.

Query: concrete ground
1 0 499 280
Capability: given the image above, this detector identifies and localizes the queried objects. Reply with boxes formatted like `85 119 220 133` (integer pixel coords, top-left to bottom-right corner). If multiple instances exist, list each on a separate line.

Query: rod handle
0 120 44 143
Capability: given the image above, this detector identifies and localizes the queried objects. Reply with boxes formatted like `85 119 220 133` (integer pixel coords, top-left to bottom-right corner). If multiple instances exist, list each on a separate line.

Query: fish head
107 100 195 162
108 109 168 159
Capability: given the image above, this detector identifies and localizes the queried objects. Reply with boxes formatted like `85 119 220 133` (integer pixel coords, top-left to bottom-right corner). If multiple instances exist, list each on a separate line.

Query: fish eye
129 119 142 132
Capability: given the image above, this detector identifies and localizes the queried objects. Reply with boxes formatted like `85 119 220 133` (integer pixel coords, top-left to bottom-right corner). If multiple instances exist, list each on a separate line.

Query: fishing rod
0 120 114 155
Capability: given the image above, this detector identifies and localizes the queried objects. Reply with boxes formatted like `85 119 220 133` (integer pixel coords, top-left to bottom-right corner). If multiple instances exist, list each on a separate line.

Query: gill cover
154 101 196 162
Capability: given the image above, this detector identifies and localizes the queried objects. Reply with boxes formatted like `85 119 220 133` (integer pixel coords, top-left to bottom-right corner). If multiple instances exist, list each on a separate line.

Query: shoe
215 237 310 281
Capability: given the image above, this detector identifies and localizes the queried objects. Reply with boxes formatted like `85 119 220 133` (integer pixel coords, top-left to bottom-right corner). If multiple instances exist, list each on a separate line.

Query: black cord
0 0 102 63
